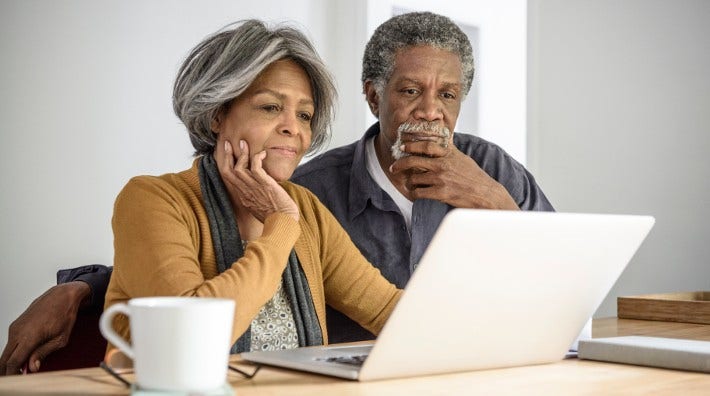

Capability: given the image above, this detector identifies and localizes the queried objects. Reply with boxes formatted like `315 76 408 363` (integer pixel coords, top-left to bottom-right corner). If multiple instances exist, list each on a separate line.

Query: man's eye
299 112 313 122
402 88 419 96
441 92 457 100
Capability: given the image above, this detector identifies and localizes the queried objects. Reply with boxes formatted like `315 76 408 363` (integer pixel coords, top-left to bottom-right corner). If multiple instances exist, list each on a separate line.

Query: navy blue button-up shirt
292 123 554 342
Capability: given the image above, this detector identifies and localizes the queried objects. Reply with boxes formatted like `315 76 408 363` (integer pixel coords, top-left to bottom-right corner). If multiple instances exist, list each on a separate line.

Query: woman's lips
268 146 298 158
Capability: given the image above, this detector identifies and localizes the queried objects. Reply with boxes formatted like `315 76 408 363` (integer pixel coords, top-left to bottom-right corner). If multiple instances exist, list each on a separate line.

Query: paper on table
578 336 710 372
571 318 593 351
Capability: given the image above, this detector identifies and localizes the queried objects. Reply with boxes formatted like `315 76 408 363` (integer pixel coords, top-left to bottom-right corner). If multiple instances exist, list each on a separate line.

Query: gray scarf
198 154 323 353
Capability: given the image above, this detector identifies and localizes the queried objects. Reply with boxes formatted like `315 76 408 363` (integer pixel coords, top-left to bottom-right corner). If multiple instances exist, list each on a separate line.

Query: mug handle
99 303 134 359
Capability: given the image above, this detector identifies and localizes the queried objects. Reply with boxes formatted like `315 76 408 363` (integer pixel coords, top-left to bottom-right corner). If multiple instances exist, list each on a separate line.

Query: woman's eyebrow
252 88 314 106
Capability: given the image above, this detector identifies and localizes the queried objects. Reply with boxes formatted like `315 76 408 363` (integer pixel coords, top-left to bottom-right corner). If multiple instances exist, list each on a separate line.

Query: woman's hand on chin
219 140 300 222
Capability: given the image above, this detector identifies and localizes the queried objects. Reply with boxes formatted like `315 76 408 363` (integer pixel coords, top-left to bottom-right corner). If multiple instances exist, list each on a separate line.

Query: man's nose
413 94 443 121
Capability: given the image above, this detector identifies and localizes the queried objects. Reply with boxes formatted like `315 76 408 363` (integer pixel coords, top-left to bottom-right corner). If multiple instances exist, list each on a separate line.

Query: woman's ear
363 81 380 118
211 102 232 134
211 111 223 134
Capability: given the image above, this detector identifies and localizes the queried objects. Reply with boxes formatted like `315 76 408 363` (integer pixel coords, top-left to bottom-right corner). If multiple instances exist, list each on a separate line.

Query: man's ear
363 80 380 118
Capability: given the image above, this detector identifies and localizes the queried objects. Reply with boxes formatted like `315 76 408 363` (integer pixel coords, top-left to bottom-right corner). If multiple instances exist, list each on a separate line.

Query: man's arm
0 265 112 376
56 264 112 313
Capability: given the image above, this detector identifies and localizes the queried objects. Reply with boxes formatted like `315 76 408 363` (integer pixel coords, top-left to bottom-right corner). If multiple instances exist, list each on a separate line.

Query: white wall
528 0 710 317
0 0 335 351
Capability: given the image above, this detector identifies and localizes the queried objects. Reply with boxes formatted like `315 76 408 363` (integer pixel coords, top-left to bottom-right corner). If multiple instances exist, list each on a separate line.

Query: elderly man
293 12 552 342
1 12 552 375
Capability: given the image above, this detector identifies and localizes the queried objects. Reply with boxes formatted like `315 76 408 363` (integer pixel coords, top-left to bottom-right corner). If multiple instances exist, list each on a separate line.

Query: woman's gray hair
362 12 474 98
173 20 336 155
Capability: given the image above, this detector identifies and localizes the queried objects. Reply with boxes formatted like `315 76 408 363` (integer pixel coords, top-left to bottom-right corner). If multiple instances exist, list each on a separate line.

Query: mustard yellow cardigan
105 159 401 353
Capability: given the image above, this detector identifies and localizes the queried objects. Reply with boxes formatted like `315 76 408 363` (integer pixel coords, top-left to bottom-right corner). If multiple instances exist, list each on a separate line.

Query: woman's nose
279 113 300 136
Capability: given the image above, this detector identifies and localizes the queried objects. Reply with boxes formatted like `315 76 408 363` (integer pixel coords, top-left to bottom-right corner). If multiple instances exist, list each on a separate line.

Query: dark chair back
37 311 107 372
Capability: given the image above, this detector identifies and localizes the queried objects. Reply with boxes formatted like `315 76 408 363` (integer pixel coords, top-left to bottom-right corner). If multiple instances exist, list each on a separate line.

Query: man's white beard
390 121 451 160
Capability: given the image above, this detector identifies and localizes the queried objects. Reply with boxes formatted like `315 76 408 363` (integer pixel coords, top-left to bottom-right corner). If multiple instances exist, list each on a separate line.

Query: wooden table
2 318 710 395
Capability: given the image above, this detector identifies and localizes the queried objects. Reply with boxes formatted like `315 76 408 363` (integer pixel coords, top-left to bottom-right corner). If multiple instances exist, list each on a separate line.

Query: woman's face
213 59 314 182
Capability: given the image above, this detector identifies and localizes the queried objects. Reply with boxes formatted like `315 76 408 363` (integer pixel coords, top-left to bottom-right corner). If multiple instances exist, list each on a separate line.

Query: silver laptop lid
359 209 654 380
242 210 654 381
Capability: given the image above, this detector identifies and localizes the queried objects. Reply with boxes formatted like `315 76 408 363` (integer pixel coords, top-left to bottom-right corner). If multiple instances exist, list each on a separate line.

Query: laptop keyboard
318 354 368 366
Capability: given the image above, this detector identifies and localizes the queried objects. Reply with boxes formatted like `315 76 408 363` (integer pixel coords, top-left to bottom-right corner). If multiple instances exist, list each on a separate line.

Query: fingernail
388 164 393 173
400 145 405 151
240 140 246 150
224 141 230 152
33 360 40 371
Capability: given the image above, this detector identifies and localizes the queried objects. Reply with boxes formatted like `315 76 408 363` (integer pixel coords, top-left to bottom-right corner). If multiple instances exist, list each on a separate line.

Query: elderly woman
105 20 401 354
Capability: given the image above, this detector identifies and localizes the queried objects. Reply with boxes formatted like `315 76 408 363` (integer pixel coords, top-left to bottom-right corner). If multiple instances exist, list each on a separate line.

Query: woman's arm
109 176 300 342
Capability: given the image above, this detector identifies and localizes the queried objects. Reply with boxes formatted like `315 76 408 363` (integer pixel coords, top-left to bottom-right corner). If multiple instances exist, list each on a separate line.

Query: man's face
367 45 463 161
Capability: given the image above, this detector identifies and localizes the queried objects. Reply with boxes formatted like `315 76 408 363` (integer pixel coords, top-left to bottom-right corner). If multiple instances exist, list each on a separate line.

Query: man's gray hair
173 20 336 155
362 12 474 98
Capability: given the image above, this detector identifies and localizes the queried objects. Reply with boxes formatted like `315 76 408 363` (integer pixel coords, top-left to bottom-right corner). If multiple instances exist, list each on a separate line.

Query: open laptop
242 209 655 381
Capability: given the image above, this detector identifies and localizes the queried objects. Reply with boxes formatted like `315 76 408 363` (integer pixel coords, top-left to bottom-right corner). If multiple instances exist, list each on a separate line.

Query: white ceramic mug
99 296 235 392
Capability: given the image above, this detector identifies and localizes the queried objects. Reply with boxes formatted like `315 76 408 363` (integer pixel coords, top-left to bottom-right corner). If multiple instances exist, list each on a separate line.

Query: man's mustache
397 121 451 137
390 122 451 160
